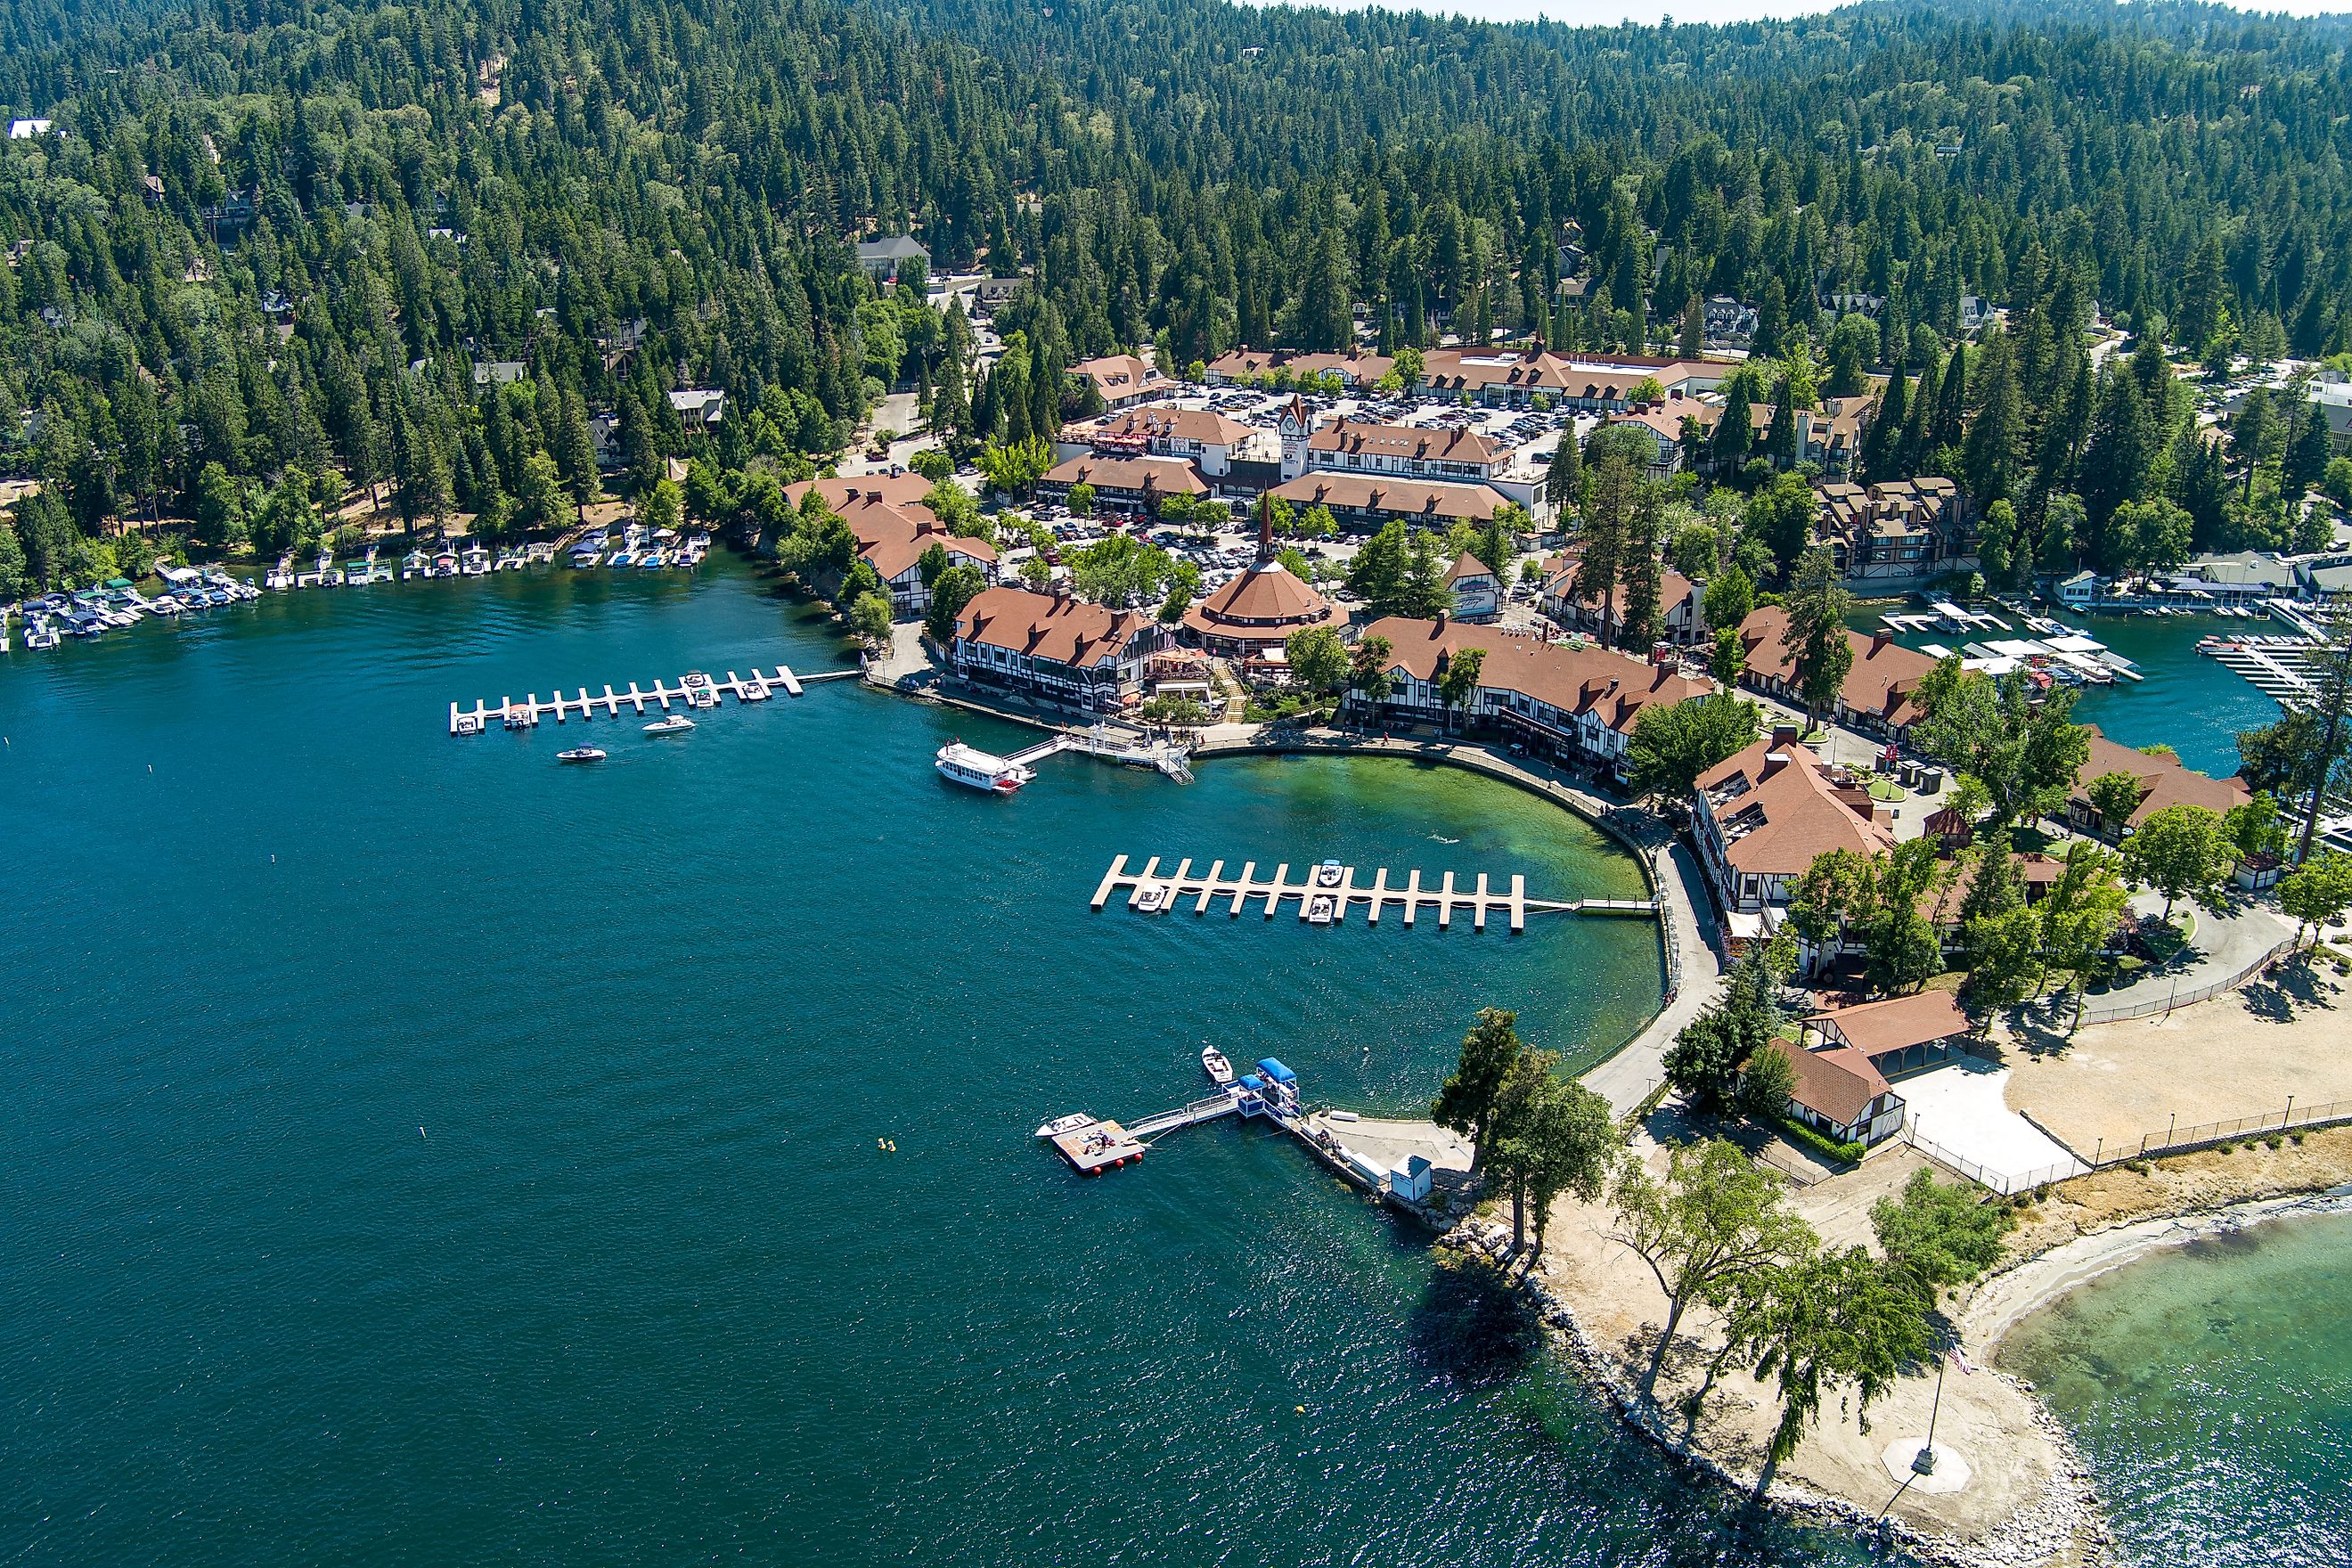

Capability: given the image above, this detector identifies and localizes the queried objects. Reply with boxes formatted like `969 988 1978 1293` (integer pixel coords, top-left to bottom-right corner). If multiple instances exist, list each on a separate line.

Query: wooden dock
448 665 854 734
1086 853 1654 934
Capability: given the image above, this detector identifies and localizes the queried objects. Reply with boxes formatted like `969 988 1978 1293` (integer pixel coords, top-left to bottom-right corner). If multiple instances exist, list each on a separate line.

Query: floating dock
448 665 854 734
1087 853 1654 934
1000 726 1194 781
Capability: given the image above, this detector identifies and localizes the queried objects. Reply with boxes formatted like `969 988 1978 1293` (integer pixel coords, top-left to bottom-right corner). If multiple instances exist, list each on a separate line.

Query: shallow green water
0 559 1872 1564
2000 1210 2352 1566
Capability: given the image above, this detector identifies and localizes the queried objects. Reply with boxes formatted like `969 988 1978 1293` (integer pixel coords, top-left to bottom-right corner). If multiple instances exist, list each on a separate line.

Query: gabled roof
1445 551 1496 585
1359 617 1716 735
1735 606 1940 730
1267 472 1510 524
2069 726 2250 826
1083 406 1252 447
1044 454 1208 496
955 586 1155 668
1695 739 1894 878
1808 992 1971 1058
1307 419 1497 466
1766 1037 1892 1131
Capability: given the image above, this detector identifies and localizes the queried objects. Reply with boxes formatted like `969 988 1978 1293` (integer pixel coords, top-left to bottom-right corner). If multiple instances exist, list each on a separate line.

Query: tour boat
1314 858 1344 887
643 715 696 736
935 741 1033 794
1034 1112 1096 1139
1305 894 1336 925
1202 1048 1235 1085
557 747 606 764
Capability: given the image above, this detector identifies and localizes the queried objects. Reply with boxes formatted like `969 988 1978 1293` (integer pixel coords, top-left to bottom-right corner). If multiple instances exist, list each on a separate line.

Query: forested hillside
4 0 2352 589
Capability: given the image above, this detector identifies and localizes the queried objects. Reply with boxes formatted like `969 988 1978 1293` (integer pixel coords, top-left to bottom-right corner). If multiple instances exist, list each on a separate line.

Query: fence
2087 1097 2352 1165
1899 1126 2088 1197
1904 1097 2352 1196
2072 938 2298 1026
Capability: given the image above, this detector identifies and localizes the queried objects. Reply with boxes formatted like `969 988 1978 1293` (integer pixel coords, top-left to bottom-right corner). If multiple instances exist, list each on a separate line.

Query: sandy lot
1531 1137 2083 1558
2000 963 2352 1158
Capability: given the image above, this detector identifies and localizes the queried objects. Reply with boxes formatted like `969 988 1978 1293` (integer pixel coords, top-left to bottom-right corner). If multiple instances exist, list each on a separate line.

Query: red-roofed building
948 586 1166 712
1354 617 1717 778
1539 550 1707 647
1692 735 1895 949
1759 1036 1907 1148
1073 354 1172 410
1039 454 1210 513
1804 992 1972 1080
1734 607 1942 741
2063 726 2250 839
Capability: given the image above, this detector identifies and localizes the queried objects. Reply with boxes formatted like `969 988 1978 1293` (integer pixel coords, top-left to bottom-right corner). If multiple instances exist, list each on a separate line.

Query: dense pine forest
5 0 2352 592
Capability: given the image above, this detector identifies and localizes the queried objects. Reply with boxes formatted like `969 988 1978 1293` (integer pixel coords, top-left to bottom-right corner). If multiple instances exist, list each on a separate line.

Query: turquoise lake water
1849 607 2281 778
0 558 1884 1564
2001 1210 2352 1567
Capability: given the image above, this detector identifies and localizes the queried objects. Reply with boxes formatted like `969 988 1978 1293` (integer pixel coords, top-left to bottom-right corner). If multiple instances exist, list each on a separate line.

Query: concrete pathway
1583 837 1724 1116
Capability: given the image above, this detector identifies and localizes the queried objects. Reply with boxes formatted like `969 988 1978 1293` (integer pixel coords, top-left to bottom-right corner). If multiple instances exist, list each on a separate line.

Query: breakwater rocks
1437 1216 2108 1568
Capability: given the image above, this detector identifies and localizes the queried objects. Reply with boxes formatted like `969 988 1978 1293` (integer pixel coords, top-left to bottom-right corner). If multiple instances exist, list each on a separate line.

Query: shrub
2266 1136 2283 1149
1768 1114 1865 1166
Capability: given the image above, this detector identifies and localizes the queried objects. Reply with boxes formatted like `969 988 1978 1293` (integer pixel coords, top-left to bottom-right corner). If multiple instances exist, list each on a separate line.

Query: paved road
2073 892 2297 1025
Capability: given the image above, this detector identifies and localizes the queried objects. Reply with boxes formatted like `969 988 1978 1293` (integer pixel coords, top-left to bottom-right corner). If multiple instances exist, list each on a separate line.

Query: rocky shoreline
1437 1215 2107 1568
1441 1134 2352 1567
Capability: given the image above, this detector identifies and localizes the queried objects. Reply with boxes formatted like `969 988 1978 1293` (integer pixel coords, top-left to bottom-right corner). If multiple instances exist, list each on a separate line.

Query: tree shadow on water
1406 1255 1541 1385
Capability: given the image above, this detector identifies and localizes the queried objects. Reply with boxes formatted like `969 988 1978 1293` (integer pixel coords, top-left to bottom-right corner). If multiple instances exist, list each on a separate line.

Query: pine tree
1961 338 2021 505
1861 363 1907 481
1619 481 1663 648
1577 454 1633 642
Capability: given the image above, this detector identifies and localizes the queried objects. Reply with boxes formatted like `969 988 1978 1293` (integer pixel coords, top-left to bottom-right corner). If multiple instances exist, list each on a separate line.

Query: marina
447 665 854 734
1088 853 1656 934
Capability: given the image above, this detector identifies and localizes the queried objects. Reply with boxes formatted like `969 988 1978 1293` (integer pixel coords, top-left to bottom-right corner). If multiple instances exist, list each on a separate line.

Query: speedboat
1034 1112 1097 1139
637 548 667 568
644 715 696 736
1202 1048 1235 1085
1135 884 1166 912
607 548 638 568
1305 894 1336 925
557 747 606 764
1315 858 1343 887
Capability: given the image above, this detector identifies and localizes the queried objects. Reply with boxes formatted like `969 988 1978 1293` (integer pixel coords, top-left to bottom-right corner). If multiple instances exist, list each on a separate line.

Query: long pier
449 665 854 734
1087 853 1655 935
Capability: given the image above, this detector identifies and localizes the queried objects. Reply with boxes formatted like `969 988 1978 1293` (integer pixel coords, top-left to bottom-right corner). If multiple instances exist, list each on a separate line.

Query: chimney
1760 749 1790 780
1769 723 1799 749
1871 628 1892 654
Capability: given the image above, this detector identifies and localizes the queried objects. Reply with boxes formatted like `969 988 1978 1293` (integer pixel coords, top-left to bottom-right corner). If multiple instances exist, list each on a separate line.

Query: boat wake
1428 834 1460 845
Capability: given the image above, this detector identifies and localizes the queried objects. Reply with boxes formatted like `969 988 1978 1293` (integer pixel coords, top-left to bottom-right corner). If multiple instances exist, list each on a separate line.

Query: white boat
638 548 667 568
936 742 1033 794
644 716 696 736
1035 1112 1096 1139
1305 894 1336 925
1135 884 1166 912
1314 858 1343 887
1202 1048 1235 1085
557 747 606 763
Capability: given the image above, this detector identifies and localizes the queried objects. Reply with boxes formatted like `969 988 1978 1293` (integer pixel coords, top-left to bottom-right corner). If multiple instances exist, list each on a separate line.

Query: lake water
2000 1210 2352 1567
0 558 1872 1564
1849 606 2279 777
